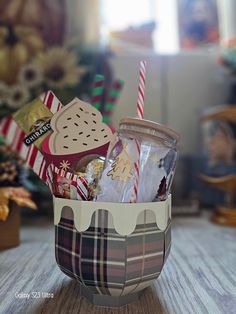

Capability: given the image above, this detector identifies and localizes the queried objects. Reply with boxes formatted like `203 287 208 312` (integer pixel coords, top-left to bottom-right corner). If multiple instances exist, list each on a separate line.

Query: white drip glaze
53 195 171 236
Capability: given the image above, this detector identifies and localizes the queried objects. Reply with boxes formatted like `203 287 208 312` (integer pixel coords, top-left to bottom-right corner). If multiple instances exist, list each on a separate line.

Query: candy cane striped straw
92 74 105 111
130 61 147 203
103 79 124 125
137 61 146 119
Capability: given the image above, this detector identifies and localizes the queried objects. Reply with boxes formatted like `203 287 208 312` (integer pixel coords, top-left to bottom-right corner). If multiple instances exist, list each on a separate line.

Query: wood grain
0 214 236 314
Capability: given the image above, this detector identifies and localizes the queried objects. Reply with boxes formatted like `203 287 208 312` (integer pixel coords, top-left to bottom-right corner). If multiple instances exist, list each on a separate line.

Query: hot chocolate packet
13 97 53 151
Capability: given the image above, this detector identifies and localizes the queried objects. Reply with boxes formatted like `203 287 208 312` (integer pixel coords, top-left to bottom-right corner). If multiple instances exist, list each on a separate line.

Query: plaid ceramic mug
54 196 171 307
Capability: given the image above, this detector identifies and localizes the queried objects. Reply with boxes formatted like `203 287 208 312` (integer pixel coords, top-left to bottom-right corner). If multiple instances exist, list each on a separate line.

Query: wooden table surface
0 214 236 314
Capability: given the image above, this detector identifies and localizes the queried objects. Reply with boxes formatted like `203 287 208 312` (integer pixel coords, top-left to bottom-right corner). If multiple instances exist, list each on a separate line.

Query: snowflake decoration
59 160 70 171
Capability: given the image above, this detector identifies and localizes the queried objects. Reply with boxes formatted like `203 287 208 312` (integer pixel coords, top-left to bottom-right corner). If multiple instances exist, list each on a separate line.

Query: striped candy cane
103 79 124 125
92 74 105 111
130 61 147 203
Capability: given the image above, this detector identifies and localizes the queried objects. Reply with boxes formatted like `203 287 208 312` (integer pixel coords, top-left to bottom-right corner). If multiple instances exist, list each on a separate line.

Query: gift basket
0 62 180 307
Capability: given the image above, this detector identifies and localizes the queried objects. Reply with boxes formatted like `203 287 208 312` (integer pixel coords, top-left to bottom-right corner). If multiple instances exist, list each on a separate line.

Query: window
101 0 179 54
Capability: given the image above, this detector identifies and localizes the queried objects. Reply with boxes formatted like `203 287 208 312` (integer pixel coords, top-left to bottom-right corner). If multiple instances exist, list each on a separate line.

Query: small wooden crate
0 204 20 250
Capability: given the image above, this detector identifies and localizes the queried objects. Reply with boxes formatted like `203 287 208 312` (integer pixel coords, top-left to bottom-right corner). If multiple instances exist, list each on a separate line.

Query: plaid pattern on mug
55 208 171 296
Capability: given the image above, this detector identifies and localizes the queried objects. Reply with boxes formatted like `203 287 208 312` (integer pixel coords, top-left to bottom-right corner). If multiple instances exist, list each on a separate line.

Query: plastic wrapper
84 157 105 197
47 158 105 201
13 97 53 151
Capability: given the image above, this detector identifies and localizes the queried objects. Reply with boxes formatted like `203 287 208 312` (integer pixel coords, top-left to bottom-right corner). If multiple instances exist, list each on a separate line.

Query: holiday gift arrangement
0 62 180 307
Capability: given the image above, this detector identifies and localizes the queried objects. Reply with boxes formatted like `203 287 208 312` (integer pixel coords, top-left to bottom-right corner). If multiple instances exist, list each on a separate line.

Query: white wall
110 53 162 126
110 52 226 155
66 0 100 44
217 0 236 41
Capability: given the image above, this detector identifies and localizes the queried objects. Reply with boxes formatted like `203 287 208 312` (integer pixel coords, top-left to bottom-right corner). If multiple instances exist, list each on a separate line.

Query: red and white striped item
137 61 146 120
52 165 77 182
40 90 63 114
130 141 141 203
46 164 90 200
72 176 90 201
0 92 63 182
0 117 47 182
130 61 147 203
46 162 54 193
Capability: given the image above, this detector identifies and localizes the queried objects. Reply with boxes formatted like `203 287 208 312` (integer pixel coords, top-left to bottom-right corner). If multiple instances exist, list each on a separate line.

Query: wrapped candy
84 157 105 197
56 175 71 199
13 97 54 151
46 164 90 201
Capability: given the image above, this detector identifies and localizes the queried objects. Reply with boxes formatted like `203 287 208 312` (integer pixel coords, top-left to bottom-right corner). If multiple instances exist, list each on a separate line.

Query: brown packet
13 98 53 151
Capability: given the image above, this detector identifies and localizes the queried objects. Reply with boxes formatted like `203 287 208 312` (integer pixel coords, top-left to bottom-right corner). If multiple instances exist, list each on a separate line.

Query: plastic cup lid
119 117 180 144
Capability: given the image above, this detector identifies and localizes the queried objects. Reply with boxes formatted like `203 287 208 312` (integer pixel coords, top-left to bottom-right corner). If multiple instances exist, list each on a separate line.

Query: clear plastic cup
97 118 180 203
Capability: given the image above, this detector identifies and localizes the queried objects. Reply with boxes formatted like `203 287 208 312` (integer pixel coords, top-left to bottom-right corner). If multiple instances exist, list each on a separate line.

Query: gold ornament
107 148 132 181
